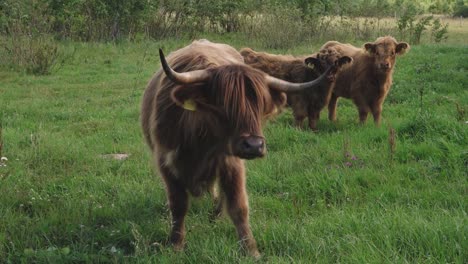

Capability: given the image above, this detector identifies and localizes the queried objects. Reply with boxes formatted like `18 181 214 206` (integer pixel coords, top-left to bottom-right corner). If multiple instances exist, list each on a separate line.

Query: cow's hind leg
160 165 189 251
358 107 370 124
328 94 339 122
354 98 370 124
220 159 260 258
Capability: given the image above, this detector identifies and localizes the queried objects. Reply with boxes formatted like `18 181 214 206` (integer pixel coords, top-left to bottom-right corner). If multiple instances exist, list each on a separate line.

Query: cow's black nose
381 62 390 69
242 137 264 151
238 136 265 159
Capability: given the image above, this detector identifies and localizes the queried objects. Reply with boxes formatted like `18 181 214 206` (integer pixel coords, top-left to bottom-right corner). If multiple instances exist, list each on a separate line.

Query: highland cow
141 40 333 257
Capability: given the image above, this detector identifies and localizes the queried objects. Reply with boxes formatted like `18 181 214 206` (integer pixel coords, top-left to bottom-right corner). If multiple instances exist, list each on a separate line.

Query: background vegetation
0 0 465 42
0 0 467 263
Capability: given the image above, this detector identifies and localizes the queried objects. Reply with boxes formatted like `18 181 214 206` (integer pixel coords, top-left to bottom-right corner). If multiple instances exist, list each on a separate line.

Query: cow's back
321 41 369 98
320 41 362 58
240 48 316 83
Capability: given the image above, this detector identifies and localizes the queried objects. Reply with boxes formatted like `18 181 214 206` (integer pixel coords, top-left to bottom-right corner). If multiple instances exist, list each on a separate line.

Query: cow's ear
336 56 353 67
364 43 376 54
305 57 320 69
171 85 205 111
396 42 410 55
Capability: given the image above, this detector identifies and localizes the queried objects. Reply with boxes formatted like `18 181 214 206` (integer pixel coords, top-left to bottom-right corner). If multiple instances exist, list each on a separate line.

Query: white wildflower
99 153 130 160
0 157 7 167
110 246 118 253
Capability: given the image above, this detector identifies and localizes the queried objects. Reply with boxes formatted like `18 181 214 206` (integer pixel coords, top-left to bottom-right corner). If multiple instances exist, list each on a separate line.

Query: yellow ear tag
182 99 197 111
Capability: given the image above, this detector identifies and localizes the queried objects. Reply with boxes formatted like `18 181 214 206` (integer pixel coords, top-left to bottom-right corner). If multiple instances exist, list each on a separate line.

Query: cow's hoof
249 249 261 260
172 242 185 252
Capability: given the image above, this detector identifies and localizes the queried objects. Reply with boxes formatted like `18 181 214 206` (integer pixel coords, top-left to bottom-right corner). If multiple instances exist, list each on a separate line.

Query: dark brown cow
240 48 352 131
141 40 333 257
323 36 410 125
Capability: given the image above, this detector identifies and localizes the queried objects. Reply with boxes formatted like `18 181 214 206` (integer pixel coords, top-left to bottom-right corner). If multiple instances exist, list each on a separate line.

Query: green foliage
244 4 307 49
412 16 433 44
452 0 468 17
431 18 449 42
397 12 450 44
0 0 461 42
1 35 60 75
428 0 452 14
397 2 419 39
0 0 62 75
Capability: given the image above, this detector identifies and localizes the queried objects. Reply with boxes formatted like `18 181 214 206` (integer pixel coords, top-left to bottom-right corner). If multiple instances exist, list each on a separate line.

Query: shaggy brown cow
322 36 410 124
141 40 333 257
240 48 352 131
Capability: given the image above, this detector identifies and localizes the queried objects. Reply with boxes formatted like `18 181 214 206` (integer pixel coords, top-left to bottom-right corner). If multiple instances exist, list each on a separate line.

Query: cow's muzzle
234 135 266 160
379 62 391 71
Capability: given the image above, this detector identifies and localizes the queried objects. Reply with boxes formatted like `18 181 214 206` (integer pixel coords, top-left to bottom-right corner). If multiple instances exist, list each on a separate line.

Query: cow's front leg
308 109 320 132
160 165 189 251
219 158 260 258
209 183 224 222
371 102 383 126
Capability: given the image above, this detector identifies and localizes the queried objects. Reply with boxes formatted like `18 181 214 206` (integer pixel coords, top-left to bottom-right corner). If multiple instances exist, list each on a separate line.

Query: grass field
0 20 467 263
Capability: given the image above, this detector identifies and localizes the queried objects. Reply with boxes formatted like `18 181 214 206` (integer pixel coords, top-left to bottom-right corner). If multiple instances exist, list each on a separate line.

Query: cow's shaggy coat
141 40 331 257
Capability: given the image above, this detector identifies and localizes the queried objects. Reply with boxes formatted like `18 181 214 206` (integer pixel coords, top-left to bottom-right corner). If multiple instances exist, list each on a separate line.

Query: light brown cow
141 40 333 257
240 47 352 131
323 36 410 124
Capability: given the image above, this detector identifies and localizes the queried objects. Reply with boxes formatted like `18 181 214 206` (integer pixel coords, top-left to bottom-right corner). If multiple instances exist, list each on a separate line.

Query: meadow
0 18 467 263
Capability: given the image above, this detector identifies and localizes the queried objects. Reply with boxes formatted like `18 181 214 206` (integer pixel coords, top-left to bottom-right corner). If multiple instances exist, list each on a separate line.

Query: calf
240 48 352 131
323 36 410 124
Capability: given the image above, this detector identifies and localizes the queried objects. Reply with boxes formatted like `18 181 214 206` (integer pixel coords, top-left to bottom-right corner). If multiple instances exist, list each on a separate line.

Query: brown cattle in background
322 36 410 125
240 48 352 131
141 40 333 257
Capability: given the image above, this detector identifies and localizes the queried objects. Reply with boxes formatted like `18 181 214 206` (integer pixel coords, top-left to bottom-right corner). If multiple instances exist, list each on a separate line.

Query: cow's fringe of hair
210 65 273 135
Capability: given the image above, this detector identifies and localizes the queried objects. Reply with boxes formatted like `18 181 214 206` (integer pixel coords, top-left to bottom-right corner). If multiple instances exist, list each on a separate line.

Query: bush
0 0 61 74
431 18 449 43
453 5 468 17
1 34 60 75
397 2 418 40
412 16 433 45
243 5 307 49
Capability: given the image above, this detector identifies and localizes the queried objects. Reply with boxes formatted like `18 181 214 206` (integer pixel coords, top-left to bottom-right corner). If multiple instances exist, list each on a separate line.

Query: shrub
397 2 418 40
412 16 433 44
243 5 307 49
453 5 468 17
1 34 60 75
431 18 449 43
453 0 468 18
0 0 61 75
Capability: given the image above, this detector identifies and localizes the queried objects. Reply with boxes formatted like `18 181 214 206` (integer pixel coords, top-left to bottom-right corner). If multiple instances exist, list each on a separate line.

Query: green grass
0 35 467 263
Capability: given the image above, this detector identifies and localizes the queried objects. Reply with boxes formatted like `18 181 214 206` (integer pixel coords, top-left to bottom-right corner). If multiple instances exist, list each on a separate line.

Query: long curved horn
266 66 334 93
159 48 211 84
